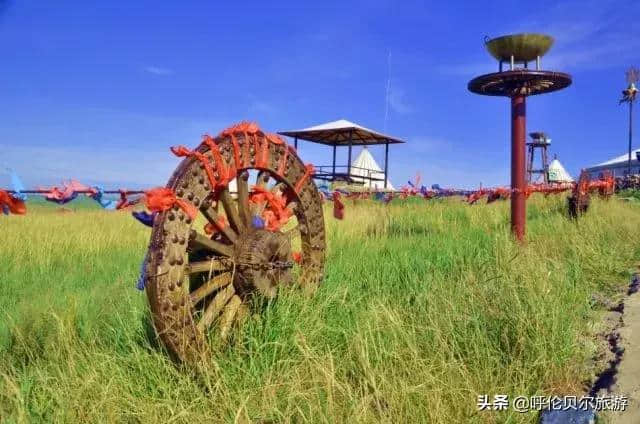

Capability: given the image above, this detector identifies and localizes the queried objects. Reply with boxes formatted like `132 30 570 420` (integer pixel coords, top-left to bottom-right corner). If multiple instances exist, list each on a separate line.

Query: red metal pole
511 95 526 241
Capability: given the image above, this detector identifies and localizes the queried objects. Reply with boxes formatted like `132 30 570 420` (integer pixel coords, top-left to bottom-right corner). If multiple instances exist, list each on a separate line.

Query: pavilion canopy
278 119 405 146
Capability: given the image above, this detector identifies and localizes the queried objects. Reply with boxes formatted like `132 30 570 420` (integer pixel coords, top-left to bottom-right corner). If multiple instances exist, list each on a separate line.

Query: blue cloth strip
252 215 265 229
136 251 148 291
90 186 117 209
7 168 27 201
132 211 155 227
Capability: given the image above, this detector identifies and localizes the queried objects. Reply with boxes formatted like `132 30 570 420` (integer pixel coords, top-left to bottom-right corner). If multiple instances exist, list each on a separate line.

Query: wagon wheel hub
233 229 293 299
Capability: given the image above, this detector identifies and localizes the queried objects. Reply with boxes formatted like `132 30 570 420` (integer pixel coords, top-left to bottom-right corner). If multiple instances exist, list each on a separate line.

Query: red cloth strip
229 133 243 168
277 146 292 177
144 187 197 220
0 190 26 215
170 145 218 190
294 164 315 194
292 251 302 264
216 123 290 171
249 186 292 231
204 215 228 235
332 191 344 220
200 135 236 189
255 135 270 168
117 189 132 210
266 133 285 145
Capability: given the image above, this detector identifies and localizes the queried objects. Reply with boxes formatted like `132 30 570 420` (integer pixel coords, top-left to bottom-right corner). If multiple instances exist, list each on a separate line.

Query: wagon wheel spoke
219 187 245 234
248 171 270 218
236 171 251 227
190 271 233 305
273 236 293 258
197 284 236 332
270 182 287 195
282 200 299 231
235 304 249 328
286 200 298 214
284 222 303 269
189 229 234 257
187 259 231 274
219 295 242 341
200 201 238 244
256 170 270 189
281 192 297 232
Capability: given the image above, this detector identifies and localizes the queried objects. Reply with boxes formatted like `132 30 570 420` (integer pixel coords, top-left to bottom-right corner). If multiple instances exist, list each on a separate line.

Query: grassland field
2 194 640 423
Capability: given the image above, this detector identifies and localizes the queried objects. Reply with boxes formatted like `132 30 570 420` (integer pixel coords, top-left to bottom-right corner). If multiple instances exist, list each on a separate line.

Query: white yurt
548 158 574 183
350 147 394 190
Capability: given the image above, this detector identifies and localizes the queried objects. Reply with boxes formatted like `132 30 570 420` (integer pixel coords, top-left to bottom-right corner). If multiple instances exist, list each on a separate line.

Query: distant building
585 149 640 179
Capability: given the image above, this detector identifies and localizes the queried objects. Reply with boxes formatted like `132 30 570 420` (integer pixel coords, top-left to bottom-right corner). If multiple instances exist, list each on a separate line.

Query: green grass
616 188 640 202
1 195 640 423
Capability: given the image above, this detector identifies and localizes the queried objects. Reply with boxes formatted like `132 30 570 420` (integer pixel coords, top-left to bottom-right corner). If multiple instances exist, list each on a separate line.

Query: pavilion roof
278 119 405 146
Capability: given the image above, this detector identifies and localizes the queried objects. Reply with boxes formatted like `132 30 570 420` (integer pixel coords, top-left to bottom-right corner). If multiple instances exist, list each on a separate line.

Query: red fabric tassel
144 187 197 220
201 135 236 188
204 215 228 235
332 191 344 220
117 190 132 210
294 164 315 194
0 190 27 215
249 186 292 231
277 145 292 177
170 145 219 190
292 251 302 264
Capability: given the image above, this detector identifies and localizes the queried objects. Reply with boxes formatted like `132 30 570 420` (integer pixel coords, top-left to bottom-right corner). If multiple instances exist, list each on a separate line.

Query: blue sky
0 0 638 189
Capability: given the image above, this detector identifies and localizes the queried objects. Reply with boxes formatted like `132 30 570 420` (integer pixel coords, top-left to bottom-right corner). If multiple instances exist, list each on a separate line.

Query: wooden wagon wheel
568 170 590 218
143 125 325 363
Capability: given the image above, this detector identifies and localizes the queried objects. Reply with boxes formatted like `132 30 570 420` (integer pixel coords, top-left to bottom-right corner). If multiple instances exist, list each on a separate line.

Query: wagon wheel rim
144 129 325 363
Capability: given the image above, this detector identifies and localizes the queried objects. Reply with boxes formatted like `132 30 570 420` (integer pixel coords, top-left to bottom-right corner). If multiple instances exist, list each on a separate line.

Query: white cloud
144 66 174 76
0 143 180 188
389 83 412 114
0 107 231 188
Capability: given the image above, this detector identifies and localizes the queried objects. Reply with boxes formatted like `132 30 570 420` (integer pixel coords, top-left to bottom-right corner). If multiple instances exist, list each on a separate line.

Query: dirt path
601 277 640 423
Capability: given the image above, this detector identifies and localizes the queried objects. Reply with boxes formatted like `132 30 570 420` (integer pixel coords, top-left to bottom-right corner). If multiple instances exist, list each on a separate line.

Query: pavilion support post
332 145 336 177
347 130 353 178
384 142 389 189
628 99 633 177
294 136 298 150
511 95 527 242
